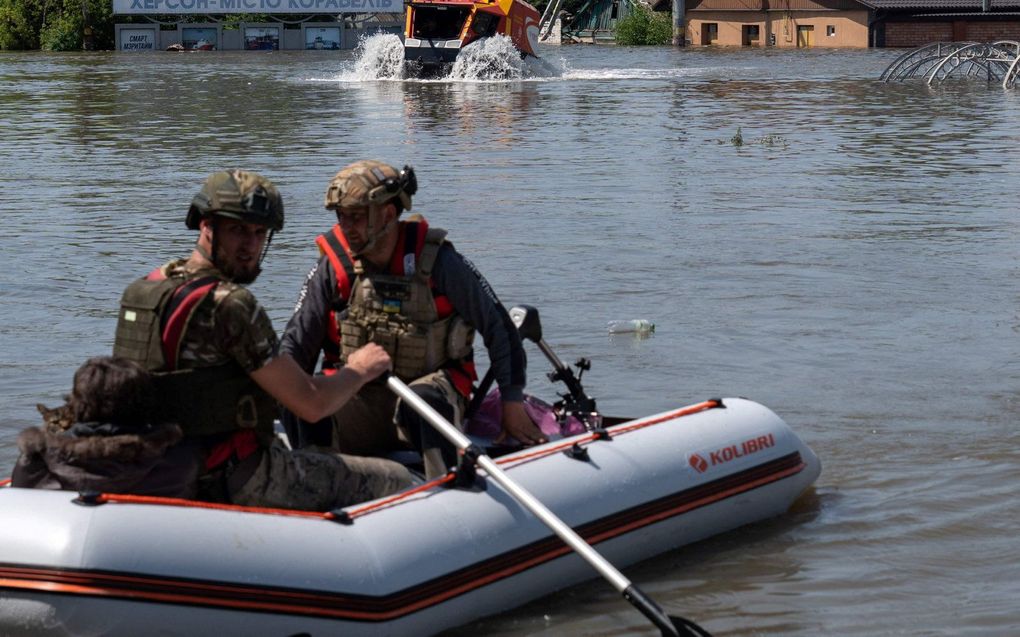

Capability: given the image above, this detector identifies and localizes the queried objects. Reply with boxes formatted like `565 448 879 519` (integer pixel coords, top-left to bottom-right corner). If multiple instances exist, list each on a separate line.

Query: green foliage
1 0 115 50
0 0 43 50
40 9 80 50
615 4 672 46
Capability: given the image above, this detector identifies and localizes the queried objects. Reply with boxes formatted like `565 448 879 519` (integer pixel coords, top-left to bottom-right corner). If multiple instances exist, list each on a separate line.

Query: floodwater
1 38 1019 636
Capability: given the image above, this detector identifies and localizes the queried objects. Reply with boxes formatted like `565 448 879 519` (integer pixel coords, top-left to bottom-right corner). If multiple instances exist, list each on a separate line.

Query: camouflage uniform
160 259 413 511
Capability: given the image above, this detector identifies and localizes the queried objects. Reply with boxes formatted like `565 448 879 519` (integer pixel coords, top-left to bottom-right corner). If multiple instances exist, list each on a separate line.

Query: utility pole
672 0 685 46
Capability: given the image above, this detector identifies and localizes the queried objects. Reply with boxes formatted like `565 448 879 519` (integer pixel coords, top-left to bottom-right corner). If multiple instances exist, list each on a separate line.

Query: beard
215 246 262 284
223 262 261 285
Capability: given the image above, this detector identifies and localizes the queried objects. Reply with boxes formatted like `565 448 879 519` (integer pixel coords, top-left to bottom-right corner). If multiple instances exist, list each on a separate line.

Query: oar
386 375 712 637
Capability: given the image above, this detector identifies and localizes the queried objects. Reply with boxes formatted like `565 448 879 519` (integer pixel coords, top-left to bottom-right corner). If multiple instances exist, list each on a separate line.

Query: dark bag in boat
464 389 584 444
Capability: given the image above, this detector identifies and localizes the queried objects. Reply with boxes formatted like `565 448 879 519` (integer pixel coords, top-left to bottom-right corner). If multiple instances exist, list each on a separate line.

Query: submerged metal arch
881 41 1020 89
926 41 1020 86
1004 55 1020 88
881 42 976 81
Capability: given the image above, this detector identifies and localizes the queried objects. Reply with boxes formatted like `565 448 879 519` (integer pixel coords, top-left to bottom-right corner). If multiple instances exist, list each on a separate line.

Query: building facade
111 0 402 52
652 0 1020 47
682 0 869 47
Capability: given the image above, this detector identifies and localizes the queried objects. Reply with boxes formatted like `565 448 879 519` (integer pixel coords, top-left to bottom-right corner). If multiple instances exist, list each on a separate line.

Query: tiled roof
858 0 1020 8
915 8 1020 12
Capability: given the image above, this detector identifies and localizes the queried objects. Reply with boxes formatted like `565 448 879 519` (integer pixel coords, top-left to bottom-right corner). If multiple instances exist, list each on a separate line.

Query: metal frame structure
881 40 1020 88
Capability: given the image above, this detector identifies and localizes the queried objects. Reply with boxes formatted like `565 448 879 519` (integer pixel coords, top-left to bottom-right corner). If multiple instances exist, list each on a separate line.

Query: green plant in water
731 127 744 146
615 4 672 46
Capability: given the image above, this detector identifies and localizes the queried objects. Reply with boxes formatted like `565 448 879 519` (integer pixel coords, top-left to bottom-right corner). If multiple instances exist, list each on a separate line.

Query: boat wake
327 34 699 84
334 34 561 82
342 33 406 80
448 36 559 80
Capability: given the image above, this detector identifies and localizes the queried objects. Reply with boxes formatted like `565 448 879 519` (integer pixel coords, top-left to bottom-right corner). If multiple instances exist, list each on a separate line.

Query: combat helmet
186 169 284 231
324 161 417 212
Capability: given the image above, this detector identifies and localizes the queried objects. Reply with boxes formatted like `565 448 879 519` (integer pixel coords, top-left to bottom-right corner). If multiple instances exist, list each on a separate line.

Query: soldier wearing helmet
112 169 414 511
279 161 545 479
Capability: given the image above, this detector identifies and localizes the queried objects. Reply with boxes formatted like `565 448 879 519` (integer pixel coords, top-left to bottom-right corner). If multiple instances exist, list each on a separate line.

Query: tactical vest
112 267 276 444
316 218 476 389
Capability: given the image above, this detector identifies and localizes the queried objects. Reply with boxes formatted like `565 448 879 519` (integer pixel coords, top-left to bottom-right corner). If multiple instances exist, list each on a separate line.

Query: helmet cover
324 161 415 212
186 169 284 231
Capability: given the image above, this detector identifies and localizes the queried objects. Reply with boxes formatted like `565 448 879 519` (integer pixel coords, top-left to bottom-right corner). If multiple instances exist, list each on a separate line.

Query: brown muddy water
0 41 1018 635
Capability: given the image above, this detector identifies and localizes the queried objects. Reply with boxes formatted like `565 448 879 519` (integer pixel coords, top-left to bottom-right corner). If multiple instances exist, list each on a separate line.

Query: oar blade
623 584 713 637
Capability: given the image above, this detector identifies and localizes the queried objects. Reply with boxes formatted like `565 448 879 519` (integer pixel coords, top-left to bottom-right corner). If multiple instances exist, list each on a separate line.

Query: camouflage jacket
160 259 278 373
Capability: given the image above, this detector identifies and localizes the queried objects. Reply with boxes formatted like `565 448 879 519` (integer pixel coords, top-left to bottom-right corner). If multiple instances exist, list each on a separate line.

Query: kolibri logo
688 433 776 474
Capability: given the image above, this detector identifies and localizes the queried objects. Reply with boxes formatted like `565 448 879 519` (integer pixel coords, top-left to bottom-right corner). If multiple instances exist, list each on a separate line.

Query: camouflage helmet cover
324 160 416 212
186 169 284 231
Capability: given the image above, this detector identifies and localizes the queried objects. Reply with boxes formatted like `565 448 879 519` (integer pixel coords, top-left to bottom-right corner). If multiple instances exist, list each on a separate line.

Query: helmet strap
196 227 216 266
354 203 396 257
258 230 275 267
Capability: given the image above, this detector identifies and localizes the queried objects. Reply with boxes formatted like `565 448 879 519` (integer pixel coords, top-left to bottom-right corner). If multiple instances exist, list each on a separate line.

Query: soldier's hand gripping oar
386 374 713 637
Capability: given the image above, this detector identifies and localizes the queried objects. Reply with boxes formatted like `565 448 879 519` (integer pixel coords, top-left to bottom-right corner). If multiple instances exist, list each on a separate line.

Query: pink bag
464 389 585 444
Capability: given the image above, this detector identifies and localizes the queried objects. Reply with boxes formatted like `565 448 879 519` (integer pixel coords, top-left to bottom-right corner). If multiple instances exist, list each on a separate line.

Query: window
703 23 718 45
412 6 471 40
742 24 760 46
826 25 836 36
244 26 279 51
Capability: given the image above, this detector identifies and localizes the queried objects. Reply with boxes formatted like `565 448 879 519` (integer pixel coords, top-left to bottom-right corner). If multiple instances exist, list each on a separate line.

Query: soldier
279 160 545 479
112 169 413 511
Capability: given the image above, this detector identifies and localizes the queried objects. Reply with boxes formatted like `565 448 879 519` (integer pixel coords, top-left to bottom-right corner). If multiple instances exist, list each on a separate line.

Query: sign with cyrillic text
119 28 156 50
112 0 402 14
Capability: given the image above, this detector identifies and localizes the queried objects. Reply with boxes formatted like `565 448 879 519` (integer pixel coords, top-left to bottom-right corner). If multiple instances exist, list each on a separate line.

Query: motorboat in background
403 0 541 76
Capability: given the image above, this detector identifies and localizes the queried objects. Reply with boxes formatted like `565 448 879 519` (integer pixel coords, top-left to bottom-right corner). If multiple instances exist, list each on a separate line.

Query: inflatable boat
0 397 818 636
403 0 541 77
0 306 821 635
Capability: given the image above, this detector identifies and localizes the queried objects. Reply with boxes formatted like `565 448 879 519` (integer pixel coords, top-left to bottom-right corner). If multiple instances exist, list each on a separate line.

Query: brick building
865 0 1020 46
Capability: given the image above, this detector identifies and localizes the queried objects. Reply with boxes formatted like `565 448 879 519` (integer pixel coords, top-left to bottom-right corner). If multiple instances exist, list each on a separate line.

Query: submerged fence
881 41 1020 89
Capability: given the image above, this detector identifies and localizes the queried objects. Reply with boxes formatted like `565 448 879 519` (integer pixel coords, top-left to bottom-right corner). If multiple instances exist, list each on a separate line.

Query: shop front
112 0 404 52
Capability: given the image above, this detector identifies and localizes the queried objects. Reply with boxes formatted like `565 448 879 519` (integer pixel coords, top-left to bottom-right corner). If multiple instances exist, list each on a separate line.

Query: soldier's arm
433 247 545 444
219 282 381 424
432 245 527 401
250 345 390 423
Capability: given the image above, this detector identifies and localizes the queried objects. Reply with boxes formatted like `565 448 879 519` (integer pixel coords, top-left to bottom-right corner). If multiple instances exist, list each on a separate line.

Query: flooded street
1 42 1018 635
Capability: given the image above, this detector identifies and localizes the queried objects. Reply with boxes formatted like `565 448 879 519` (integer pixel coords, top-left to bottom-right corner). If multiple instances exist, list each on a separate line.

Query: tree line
0 0 113 50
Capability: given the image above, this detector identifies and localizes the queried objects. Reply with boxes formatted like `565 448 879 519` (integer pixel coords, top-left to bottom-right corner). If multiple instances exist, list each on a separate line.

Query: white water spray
336 32 566 83
343 33 405 81
448 36 525 81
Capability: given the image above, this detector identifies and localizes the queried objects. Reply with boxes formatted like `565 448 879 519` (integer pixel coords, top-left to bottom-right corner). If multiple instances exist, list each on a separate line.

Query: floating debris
719 128 788 148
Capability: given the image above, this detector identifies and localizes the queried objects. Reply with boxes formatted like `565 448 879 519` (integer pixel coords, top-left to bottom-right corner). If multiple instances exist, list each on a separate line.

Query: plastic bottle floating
607 320 655 334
